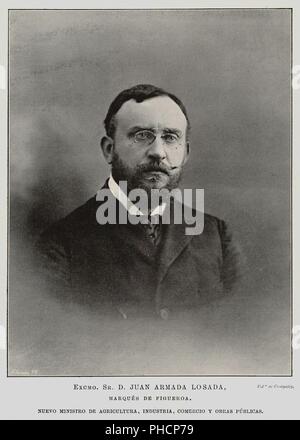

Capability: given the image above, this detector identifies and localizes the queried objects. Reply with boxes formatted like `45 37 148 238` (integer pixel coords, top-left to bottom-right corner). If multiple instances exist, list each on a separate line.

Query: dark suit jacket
36 184 242 319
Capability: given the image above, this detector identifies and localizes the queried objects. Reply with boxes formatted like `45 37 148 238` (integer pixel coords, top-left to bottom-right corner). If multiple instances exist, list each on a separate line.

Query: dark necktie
141 214 162 246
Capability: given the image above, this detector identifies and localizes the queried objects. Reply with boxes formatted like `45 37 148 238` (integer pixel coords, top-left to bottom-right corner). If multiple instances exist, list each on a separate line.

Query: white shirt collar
107 173 166 217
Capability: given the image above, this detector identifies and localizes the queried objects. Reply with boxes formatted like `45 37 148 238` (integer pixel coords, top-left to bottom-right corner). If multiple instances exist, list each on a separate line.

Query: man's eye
163 134 178 143
134 131 154 142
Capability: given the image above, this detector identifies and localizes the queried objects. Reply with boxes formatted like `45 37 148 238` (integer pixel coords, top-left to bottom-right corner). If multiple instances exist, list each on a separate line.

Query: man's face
108 96 189 193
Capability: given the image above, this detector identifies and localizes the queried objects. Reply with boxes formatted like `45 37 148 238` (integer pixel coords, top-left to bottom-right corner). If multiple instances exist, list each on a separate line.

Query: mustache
137 163 177 175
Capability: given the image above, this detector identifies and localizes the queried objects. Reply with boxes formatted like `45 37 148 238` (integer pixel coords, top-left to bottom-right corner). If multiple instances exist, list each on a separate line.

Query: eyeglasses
132 130 183 147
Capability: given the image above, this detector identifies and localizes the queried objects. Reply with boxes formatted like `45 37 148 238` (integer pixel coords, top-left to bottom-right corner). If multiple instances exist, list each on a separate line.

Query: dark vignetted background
9 9 291 375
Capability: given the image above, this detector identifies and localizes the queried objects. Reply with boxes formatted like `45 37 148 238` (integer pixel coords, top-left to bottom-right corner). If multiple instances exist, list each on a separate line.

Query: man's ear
100 136 114 165
183 141 190 165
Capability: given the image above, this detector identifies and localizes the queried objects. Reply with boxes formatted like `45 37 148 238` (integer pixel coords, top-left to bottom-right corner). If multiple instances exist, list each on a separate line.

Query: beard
111 151 183 195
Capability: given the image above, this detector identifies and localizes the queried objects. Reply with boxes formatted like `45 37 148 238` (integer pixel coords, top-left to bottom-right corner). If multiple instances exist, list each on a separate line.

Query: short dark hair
104 84 190 139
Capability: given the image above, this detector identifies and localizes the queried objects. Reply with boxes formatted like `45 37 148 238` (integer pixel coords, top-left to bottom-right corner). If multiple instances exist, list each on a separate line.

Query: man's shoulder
203 211 231 237
38 195 100 245
195 212 227 243
183 206 233 246
173 197 225 228
181 202 226 237
203 211 224 228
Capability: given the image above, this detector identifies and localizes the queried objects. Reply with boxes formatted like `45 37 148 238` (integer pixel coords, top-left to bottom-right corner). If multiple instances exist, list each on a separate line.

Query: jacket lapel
157 200 194 284
97 187 158 260
96 181 195 269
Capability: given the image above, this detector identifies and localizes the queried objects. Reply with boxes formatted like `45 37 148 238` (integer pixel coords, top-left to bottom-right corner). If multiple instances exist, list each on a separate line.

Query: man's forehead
115 96 188 131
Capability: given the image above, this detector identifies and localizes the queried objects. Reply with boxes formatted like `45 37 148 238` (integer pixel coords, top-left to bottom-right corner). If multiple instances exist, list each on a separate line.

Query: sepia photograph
8 8 292 376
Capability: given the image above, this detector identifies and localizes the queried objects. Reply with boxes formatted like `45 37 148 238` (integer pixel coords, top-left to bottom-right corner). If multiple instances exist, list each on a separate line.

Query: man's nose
147 137 166 161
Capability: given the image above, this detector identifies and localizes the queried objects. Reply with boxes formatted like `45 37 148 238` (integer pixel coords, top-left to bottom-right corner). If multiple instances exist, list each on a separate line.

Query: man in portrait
36 83 242 321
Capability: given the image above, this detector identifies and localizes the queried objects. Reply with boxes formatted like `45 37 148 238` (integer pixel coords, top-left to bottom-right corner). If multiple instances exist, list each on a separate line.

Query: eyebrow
163 128 183 136
127 126 183 136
